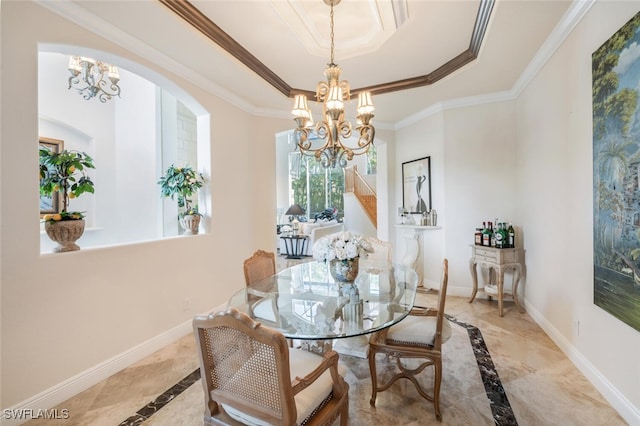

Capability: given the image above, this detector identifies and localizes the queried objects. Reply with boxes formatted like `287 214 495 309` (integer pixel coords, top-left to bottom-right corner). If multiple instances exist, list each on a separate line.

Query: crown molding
34 0 261 116
511 0 595 97
394 0 595 130
34 0 595 131
159 0 495 98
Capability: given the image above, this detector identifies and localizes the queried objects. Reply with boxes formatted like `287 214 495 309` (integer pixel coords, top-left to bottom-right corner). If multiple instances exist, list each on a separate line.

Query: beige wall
392 2 640 421
2 0 639 422
0 2 284 407
516 1 640 416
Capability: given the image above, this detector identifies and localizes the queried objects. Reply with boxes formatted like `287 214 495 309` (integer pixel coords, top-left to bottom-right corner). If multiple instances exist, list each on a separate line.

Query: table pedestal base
333 336 369 358
298 340 333 355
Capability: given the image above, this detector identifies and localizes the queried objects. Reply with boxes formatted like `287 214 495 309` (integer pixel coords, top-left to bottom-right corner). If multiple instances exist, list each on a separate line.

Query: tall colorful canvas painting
592 12 640 332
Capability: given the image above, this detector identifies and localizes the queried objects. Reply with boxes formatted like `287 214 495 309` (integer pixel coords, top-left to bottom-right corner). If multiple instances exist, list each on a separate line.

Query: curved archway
38 45 211 252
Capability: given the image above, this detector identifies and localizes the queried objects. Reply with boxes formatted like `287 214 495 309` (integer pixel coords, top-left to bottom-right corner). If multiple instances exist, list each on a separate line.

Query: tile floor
25 256 626 426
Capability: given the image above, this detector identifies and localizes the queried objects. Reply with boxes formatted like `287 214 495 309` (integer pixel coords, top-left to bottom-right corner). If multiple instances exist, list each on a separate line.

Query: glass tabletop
228 261 419 340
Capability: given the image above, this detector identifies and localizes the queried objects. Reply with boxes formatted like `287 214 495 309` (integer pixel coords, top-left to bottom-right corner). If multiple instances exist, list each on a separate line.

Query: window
367 144 377 175
290 155 344 221
38 48 210 253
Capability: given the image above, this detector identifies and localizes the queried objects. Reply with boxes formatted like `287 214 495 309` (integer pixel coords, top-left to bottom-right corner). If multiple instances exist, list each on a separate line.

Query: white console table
468 245 525 317
394 224 442 289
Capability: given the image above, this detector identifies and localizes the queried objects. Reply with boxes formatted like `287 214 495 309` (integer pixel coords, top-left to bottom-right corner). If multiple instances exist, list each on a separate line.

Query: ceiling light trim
271 0 394 60
159 0 494 98
391 0 409 28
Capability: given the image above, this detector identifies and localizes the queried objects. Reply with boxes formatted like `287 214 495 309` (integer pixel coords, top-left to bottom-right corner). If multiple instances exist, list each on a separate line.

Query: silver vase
329 258 360 283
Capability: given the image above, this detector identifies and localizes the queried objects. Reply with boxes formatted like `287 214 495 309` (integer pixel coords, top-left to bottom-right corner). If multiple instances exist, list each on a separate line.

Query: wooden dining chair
194 308 349 425
243 249 276 287
368 258 451 420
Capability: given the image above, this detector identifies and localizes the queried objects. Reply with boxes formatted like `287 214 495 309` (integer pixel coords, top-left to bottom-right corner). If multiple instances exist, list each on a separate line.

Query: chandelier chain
329 2 335 64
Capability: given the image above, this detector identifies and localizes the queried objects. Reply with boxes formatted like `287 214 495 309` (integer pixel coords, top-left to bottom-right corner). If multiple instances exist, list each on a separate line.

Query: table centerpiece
312 231 373 284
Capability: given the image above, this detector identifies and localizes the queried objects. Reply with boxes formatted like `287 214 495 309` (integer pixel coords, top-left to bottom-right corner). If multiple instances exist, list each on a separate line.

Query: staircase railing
345 166 377 227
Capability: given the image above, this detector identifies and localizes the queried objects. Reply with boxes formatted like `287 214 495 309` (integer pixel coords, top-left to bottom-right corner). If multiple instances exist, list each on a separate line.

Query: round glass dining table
227 261 419 347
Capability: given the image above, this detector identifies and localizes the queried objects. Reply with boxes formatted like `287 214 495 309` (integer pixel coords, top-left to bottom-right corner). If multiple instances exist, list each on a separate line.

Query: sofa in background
278 220 344 256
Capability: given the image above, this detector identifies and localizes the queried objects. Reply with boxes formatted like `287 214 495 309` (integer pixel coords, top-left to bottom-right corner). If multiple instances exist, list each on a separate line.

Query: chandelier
68 56 121 103
291 0 375 169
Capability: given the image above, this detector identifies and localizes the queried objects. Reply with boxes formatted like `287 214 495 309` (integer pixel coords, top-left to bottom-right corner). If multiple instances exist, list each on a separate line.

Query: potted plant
158 164 205 235
39 148 95 252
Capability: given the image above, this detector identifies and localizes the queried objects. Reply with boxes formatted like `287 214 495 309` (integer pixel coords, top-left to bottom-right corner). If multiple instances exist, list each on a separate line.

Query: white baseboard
1 303 226 426
525 300 640 425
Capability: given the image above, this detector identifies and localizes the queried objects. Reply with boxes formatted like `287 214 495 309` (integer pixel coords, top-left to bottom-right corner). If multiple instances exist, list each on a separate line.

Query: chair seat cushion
252 297 277 323
387 315 452 346
223 347 345 425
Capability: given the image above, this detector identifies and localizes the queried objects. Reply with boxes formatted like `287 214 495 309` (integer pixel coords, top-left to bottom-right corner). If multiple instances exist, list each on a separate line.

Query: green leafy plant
39 148 95 222
158 164 205 217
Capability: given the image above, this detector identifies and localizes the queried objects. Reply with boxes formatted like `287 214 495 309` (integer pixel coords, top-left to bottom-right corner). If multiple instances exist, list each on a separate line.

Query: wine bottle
495 222 505 248
507 223 515 248
489 222 498 247
482 222 490 246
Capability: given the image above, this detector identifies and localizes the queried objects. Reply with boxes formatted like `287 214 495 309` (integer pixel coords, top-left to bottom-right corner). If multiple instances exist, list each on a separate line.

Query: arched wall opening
38 45 211 253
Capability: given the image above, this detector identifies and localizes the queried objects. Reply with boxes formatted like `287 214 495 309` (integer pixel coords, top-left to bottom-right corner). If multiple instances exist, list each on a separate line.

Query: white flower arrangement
312 231 374 262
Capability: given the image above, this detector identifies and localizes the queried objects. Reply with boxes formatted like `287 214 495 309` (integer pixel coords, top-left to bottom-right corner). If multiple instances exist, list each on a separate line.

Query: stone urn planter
159 165 205 236
179 214 201 235
45 219 85 253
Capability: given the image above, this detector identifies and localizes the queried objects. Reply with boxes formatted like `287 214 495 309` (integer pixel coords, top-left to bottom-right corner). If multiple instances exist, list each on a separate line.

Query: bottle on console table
482 222 491 246
490 219 498 247
495 222 507 248
475 227 483 245
507 223 515 248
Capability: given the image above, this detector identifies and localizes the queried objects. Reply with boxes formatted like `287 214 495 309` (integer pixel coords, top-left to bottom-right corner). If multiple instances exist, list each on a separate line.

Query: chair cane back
243 249 276 287
194 308 349 425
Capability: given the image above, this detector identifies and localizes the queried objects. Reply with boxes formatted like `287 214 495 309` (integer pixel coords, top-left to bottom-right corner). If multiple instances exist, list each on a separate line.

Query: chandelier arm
96 79 121 97
316 81 330 103
295 122 333 155
97 92 111 103
68 75 81 90
357 125 375 147
338 80 350 101
337 120 352 140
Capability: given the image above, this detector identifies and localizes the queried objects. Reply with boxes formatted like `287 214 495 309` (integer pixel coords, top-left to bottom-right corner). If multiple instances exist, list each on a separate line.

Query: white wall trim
34 0 257 116
35 0 595 132
394 0 596 130
394 90 516 129
525 300 640 426
510 0 596 97
0 303 227 426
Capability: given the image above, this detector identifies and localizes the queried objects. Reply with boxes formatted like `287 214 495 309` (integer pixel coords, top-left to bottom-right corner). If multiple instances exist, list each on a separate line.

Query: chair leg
340 399 349 426
433 360 442 421
368 349 378 407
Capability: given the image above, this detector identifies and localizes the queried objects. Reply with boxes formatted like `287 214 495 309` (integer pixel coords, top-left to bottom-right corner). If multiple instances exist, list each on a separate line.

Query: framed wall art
592 11 640 332
402 156 431 214
39 137 64 215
